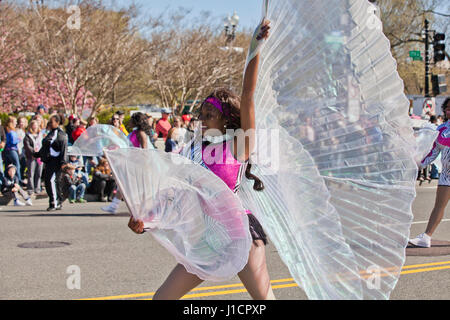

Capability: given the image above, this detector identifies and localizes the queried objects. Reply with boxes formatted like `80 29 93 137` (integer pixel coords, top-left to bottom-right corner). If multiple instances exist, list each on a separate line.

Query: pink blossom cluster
0 30 95 114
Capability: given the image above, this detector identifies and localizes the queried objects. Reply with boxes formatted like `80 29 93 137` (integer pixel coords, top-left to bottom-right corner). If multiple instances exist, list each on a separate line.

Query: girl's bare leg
238 240 275 300
153 263 204 300
425 185 450 236
153 241 274 300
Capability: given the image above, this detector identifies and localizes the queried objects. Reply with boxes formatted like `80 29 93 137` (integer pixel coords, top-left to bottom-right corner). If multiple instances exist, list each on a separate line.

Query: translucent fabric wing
414 127 439 165
239 0 418 299
104 148 252 281
68 124 132 157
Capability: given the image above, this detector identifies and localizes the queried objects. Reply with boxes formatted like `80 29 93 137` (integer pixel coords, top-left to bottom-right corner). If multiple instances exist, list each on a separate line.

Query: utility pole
424 19 431 98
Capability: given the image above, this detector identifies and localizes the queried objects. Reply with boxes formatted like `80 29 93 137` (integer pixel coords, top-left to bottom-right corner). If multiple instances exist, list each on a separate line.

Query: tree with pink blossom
19 1 159 118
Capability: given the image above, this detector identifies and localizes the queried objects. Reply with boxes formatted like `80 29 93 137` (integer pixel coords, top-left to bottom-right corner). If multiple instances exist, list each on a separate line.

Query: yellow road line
400 260 450 269
81 260 450 300
358 260 450 277
175 289 248 300
400 265 450 275
359 265 450 280
82 291 156 300
139 283 303 300
82 278 295 300
150 282 300 300
172 266 450 300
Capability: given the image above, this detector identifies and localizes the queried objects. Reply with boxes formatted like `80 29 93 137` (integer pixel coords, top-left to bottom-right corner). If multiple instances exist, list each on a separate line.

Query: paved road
0 180 449 300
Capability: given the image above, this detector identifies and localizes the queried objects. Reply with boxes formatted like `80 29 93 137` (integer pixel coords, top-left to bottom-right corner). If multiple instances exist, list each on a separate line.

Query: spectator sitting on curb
60 163 87 204
1 164 32 206
68 154 90 188
88 158 116 202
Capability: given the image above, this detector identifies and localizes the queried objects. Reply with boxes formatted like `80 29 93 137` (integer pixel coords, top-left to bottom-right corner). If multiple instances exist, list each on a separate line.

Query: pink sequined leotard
183 137 267 244
201 140 247 193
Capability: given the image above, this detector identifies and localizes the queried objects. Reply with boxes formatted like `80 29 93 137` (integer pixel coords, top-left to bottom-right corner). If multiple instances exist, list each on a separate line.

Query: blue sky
116 1 447 32
118 0 263 30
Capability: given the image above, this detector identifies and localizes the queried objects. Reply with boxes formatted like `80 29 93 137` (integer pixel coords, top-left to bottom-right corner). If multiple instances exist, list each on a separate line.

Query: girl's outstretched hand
128 216 144 234
244 19 271 70
256 20 271 41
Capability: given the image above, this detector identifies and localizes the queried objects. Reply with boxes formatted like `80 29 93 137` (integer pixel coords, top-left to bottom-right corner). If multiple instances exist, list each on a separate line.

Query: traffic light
433 33 446 63
432 74 447 96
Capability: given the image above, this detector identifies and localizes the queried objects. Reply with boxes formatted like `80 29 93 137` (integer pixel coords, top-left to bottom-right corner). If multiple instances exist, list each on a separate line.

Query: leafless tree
377 0 449 94
0 1 29 88
145 11 250 114
19 0 163 117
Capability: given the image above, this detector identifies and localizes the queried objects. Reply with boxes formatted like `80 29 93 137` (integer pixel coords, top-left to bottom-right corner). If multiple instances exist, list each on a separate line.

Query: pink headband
202 97 229 116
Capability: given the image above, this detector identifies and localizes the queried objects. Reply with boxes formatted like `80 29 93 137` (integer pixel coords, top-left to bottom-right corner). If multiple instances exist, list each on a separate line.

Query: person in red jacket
72 119 87 142
155 109 172 141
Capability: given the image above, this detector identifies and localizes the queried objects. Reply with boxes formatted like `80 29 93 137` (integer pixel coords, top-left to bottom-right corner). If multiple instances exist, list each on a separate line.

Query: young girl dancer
128 21 274 300
102 112 154 213
410 98 450 247
127 112 155 149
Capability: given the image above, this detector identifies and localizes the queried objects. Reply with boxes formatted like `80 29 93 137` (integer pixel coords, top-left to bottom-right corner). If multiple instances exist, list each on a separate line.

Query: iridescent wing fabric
67 124 252 281
245 0 270 70
239 0 419 299
68 124 132 157
414 127 439 165
104 148 252 282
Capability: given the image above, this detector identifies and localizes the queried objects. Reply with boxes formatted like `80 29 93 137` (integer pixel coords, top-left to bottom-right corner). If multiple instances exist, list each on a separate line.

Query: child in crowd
60 163 87 204
68 155 89 187
1 164 32 206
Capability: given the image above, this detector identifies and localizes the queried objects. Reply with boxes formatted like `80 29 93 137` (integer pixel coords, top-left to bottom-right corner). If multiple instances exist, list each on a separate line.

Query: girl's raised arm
237 21 270 161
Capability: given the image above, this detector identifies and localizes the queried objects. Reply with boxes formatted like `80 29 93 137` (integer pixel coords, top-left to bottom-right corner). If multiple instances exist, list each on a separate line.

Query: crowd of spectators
0 105 195 211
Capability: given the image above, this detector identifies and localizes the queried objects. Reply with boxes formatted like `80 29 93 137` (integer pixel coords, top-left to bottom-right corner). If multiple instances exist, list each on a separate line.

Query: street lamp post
223 11 239 90
223 11 239 45
424 19 432 98
30 0 44 5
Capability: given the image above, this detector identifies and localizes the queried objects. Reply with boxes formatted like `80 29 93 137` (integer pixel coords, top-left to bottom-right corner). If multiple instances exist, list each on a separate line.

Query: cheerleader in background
410 98 450 248
102 112 154 213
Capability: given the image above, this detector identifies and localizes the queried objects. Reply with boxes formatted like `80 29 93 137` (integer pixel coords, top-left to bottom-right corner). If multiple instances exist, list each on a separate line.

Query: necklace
202 133 234 144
